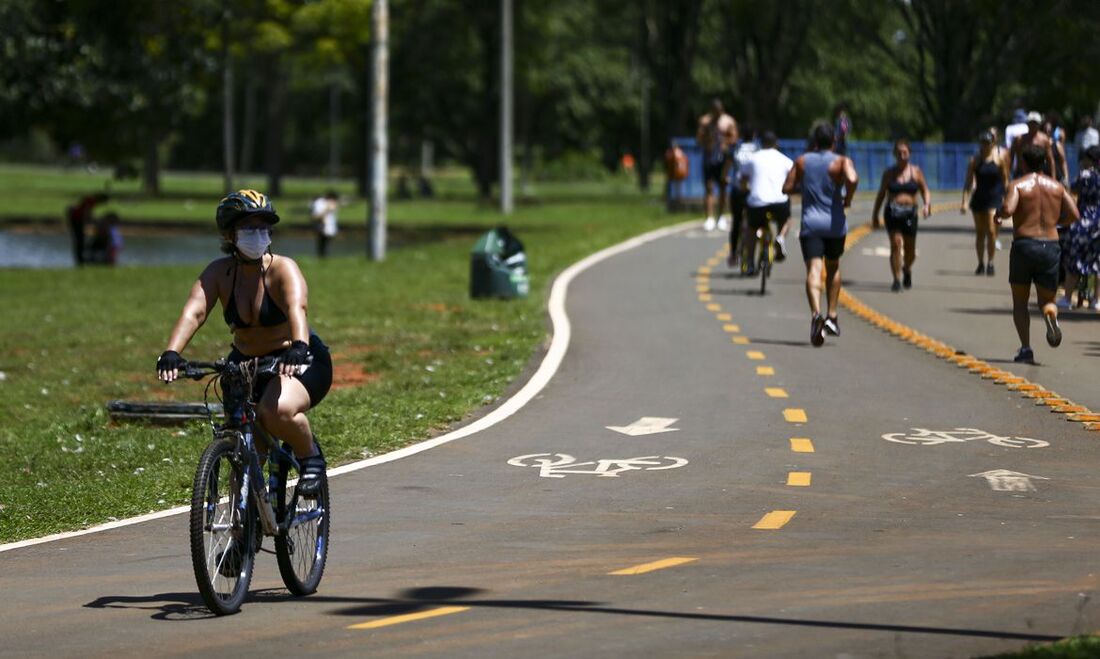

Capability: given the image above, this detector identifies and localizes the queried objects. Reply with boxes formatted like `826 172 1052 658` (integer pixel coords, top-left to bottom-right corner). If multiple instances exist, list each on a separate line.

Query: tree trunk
239 72 257 174
265 62 286 197
143 136 160 195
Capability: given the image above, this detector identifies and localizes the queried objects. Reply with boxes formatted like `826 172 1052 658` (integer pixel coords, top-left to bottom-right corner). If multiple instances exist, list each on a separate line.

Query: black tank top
887 166 919 195
223 263 289 329
974 159 1004 194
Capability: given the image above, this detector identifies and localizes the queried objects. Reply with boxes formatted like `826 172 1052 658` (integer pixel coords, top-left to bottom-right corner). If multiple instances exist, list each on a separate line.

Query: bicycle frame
189 359 319 538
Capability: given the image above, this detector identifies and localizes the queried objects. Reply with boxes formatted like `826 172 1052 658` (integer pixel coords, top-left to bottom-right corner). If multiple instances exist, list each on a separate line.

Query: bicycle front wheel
275 455 330 596
189 438 255 616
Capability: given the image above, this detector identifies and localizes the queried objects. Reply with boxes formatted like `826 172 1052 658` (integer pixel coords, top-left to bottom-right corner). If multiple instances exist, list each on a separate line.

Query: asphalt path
4 205 1100 658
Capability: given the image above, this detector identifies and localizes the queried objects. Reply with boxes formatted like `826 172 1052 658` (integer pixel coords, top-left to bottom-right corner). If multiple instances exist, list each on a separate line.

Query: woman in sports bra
872 138 932 292
962 129 1010 276
156 190 333 497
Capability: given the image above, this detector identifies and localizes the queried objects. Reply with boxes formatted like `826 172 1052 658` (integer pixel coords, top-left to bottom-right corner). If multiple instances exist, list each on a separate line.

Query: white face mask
235 228 271 260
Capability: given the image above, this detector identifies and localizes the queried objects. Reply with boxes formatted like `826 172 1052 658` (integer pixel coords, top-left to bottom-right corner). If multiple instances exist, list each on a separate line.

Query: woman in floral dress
1060 146 1100 308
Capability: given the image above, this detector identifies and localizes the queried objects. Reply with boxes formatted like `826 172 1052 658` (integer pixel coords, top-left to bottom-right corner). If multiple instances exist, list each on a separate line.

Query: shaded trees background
1 0 1098 198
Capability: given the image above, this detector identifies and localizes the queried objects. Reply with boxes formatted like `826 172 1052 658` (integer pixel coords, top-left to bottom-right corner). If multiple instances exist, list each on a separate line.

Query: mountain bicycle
175 356 330 616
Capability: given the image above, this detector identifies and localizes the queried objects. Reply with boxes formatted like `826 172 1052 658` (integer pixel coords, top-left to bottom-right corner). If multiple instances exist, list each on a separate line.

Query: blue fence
668 137 1080 205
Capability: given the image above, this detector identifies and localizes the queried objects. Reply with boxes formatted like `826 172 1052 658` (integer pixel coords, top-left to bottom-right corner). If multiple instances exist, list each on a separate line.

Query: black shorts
703 154 727 185
884 203 919 236
228 333 333 408
747 201 791 230
1009 238 1060 292
800 235 846 261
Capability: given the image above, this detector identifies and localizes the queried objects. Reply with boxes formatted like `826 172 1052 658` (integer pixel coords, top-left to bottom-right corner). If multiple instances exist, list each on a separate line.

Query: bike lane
3 214 1100 657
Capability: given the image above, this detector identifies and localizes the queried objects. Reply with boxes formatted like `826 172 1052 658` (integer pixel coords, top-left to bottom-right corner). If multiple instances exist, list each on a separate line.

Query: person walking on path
996 145 1080 364
1011 112 1056 179
696 99 738 232
783 122 859 347
1044 112 1071 185
833 103 852 156
871 138 932 292
1075 115 1099 152
1059 146 1100 309
1004 108 1029 151
726 125 758 269
311 190 340 258
962 129 1011 276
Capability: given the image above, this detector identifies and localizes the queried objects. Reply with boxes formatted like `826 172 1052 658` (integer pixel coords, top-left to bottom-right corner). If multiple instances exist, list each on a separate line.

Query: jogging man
996 144 1080 363
740 131 794 271
696 99 738 231
783 122 859 346
1010 112 1056 179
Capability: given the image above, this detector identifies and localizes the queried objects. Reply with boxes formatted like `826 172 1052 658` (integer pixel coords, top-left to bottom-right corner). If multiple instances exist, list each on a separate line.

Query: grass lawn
0 165 679 543
983 635 1100 658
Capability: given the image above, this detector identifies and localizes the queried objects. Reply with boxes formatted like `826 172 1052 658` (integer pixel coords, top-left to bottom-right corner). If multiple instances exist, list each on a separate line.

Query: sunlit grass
0 169 674 542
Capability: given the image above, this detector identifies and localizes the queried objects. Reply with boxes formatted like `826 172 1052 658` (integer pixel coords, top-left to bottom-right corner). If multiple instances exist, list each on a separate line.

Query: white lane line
0 220 699 554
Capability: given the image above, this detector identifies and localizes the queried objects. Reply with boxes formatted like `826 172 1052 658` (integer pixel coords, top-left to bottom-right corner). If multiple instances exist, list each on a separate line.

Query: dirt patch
332 361 381 390
413 303 463 314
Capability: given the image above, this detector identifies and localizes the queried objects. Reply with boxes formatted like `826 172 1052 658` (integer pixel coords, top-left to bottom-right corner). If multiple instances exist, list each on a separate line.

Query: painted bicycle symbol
882 427 1048 449
507 453 689 479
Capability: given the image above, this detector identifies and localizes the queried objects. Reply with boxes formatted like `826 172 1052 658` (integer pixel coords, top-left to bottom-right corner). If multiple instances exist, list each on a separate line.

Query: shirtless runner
996 144 1080 363
696 99 739 231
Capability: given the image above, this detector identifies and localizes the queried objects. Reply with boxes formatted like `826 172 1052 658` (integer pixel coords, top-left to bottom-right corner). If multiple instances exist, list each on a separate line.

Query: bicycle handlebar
178 354 312 381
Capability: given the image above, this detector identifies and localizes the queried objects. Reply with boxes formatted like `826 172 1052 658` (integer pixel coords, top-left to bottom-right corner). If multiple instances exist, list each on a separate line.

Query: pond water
0 229 371 268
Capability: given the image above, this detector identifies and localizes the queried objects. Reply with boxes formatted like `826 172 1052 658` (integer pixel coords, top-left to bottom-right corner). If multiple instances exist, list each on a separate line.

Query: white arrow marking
605 417 680 436
969 469 1049 492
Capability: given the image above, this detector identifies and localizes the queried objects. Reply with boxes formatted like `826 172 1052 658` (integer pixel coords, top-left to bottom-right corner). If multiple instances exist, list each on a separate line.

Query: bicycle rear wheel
189 438 255 615
275 453 330 596
759 236 772 296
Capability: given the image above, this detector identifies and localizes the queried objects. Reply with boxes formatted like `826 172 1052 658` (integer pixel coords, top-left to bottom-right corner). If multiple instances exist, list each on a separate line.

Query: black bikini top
223 262 288 329
888 166 920 195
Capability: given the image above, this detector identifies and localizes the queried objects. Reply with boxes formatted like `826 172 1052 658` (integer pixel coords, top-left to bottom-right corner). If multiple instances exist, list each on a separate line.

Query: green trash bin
470 226 529 299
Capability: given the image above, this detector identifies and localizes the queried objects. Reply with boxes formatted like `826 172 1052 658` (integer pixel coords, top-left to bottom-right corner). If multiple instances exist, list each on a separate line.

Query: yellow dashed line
609 556 698 575
698 266 711 274
787 472 812 487
839 221 1100 433
348 606 470 630
706 303 722 312
766 387 789 398
753 510 796 530
756 366 775 375
723 324 741 333
746 350 765 360
716 313 732 321
696 285 709 293
732 336 750 345
783 408 808 423
699 294 712 302
789 438 814 452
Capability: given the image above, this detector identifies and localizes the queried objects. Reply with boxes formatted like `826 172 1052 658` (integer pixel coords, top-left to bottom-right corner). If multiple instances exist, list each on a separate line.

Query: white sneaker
703 217 717 232
995 239 1002 251
717 214 731 231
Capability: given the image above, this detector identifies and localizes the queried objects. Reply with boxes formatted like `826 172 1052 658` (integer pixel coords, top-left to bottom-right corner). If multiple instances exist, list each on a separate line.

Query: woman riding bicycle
156 190 332 497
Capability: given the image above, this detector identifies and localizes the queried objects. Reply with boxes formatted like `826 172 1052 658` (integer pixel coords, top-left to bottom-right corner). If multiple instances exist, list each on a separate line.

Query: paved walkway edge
0 220 698 554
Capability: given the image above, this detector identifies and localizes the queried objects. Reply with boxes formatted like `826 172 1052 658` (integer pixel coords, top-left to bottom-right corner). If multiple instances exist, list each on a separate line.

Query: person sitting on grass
156 190 333 498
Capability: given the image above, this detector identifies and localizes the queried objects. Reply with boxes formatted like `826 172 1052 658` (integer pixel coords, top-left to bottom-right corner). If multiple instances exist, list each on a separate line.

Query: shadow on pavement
310 586 1061 642
84 584 1063 641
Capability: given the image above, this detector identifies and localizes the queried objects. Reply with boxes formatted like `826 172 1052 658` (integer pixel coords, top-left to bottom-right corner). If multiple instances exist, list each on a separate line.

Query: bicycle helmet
215 189 280 231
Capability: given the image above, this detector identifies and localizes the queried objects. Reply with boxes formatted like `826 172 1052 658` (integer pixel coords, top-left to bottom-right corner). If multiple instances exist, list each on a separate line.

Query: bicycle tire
189 438 255 615
759 232 771 296
275 455 330 596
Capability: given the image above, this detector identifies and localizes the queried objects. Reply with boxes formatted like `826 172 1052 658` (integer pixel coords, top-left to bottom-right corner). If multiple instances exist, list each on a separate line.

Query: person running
996 146 1080 363
1059 146 1100 309
783 122 859 346
962 129 1011 276
696 99 738 231
871 139 932 291
1011 112 1056 179
740 131 794 270
157 190 333 497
